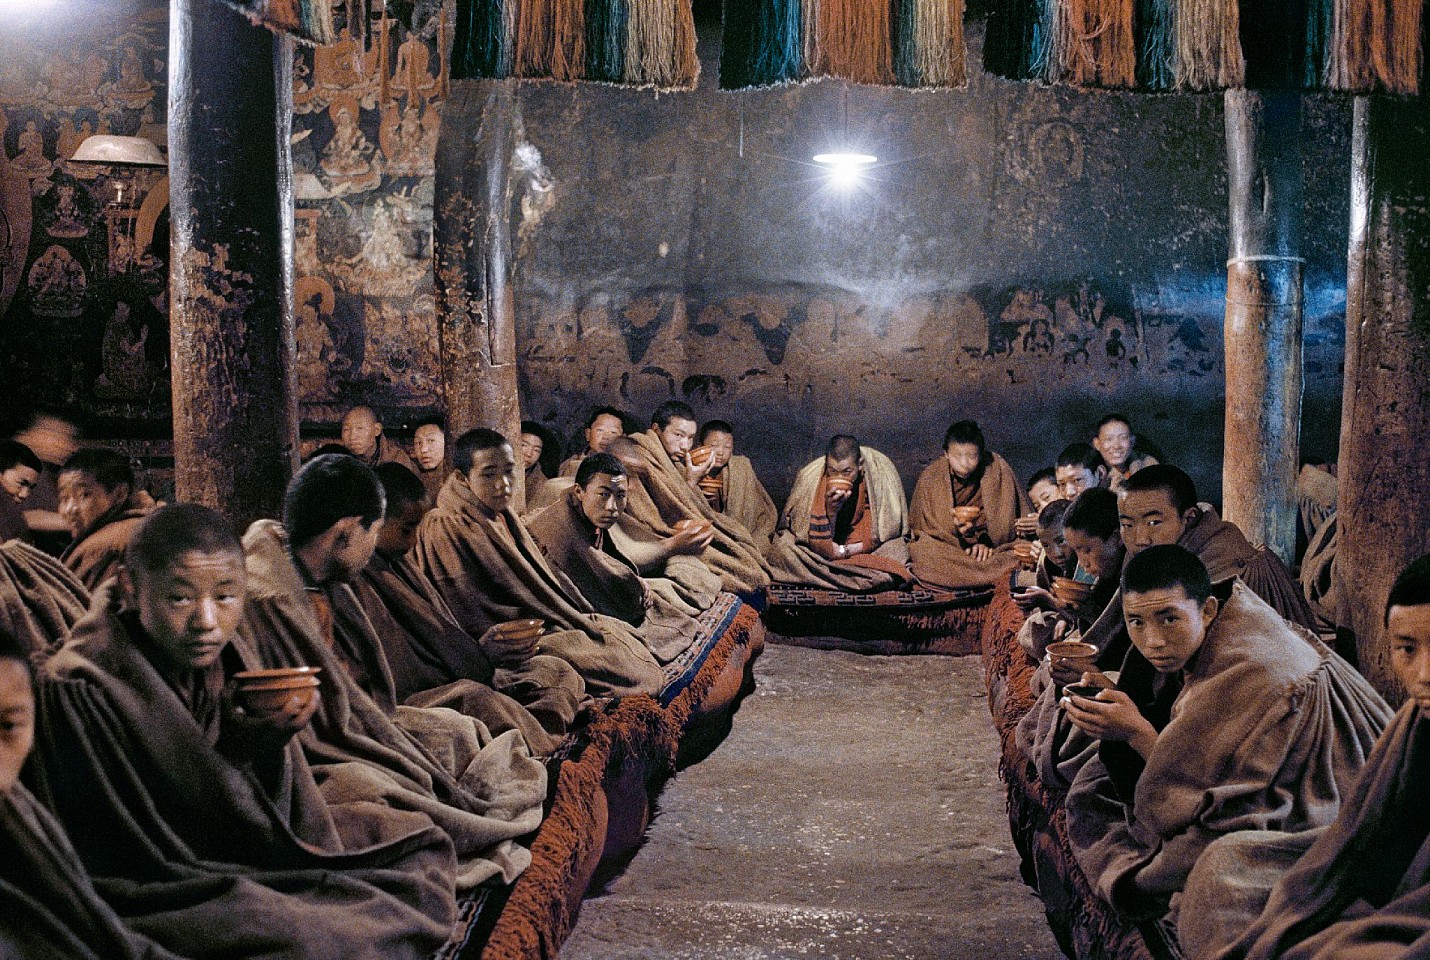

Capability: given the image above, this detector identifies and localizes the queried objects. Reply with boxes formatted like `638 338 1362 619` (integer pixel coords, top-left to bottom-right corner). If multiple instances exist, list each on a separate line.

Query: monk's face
1388 603 1430 708
944 442 982 481
1028 478 1060 513
1118 488 1195 557
657 417 697 461
0 463 38 504
1038 523 1071 566
340 407 381 458
0 658 34 795
412 424 445 471
1064 526 1121 581
129 550 246 674
1094 421 1133 472
1123 584 1217 673
578 472 628 530
519 432 543 470
57 470 129 537
704 431 733 469
586 414 623 454
377 499 426 559
1056 463 1104 501
466 444 516 514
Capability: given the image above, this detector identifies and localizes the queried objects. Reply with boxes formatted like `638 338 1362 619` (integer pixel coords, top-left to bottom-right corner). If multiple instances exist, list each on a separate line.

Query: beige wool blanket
717 454 778 550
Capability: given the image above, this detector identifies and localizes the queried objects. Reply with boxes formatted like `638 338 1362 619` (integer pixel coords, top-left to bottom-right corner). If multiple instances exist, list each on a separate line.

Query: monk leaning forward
58 449 155 591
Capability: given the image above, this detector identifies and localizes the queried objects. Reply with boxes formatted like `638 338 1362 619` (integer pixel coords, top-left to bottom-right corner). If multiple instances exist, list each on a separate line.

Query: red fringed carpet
762 583 993 655
978 584 1174 960
472 597 763 960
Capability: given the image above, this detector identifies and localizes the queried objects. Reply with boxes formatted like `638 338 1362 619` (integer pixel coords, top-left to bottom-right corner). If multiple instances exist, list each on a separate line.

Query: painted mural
0 0 170 419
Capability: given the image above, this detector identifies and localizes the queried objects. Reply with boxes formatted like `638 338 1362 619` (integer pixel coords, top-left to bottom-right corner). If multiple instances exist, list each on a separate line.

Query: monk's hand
968 543 993 562
1013 585 1055 613
1061 690 1157 757
825 487 851 512
479 624 539 668
666 524 712 557
221 685 321 757
683 453 714 487
1014 513 1039 538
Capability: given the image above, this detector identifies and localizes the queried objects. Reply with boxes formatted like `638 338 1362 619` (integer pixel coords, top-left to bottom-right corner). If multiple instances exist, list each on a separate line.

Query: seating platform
978 584 1178 960
468 595 765 960
762 583 993 656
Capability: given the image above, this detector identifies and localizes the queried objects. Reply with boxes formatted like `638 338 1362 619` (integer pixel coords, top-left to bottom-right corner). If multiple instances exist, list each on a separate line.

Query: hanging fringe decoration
984 0 1046 80
215 0 335 45
1174 0 1245 89
1329 0 1423 94
451 0 695 89
1133 0 1175 89
719 0 803 88
625 0 701 87
1302 0 1333 86
895 0 967 88
725 0 959 88
586 0 629 82
1050 0 1136 87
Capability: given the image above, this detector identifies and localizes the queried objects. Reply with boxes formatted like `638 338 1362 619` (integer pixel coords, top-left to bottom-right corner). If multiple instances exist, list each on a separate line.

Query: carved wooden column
433 81 524 501
1337 96 1430 702
1221 90 1303 564
168 0 298 527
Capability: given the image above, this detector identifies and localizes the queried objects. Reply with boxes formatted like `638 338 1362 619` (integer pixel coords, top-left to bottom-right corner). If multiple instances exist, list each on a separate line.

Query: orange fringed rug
978 584 1169 960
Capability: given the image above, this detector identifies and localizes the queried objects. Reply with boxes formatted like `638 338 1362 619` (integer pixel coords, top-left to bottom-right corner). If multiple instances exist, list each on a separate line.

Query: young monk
32 504 460 960
528 453 725 665
1055 443 1109 501
1191 554 1430 960
0 439 41 542
909 420 1028 589
766 435 910 592
1 630 192 959
1061 545 1391 926
355 463 584 751
412 429 667 696
696 419 778 549
57 449 155 590
1091 414 1155 491
518 420 549 512
1015 466 1061 539
242 454 548 889
411 415 448 503
620 404 771 595
558 406 626 479
1119 465 1315 629
11 411 79 545
340 404 416 472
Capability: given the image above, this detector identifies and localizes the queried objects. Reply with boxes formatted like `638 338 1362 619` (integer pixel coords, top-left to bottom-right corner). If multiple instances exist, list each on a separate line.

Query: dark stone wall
510 26 1351 506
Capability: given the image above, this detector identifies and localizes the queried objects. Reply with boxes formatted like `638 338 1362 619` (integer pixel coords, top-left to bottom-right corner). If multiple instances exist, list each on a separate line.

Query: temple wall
2 7 1350 507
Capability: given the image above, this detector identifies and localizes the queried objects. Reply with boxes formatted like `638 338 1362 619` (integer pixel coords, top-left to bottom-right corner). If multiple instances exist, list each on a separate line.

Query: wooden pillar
433 81 524 501
1336 96 1430 702
168 0 298 528
1221 90 1304 564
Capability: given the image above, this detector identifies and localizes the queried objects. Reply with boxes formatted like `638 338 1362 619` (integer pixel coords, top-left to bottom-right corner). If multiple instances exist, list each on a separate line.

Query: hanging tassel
514 0 555 75
895 0 918 84
807 0 894 84
915 0 967 88
1330 0 1423 93
1134 0 1174 89
720 0 802 88
623 0 698 87
586 0 628 82
452 0 510 78
514 0 588 78
1175 0 1245 89
1302 0 1332 86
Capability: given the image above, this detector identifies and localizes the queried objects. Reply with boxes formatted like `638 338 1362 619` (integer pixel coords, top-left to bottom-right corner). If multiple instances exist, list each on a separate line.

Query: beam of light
0 0 57 9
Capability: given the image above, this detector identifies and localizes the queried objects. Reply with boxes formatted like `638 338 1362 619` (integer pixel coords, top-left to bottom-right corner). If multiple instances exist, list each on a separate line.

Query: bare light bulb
812 152 877 187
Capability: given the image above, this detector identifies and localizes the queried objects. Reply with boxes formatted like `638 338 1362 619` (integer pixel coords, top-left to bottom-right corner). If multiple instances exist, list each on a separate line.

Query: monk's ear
118 564 137 608
331 515 363 548
1200 594 1219 628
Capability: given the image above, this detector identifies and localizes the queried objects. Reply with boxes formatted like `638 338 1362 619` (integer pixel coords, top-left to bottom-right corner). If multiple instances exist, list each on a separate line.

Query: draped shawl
908 452 1028 589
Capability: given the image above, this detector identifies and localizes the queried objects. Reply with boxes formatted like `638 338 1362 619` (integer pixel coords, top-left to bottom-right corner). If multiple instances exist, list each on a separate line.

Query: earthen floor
561 644 1062 960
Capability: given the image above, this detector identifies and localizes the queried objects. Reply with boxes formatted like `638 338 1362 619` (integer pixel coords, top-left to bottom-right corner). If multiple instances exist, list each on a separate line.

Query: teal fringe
719 0 803 89
586 0 628 82
1134 0 1175 89
895 0 920 86
985 0 1047 80
1302 0 1332 86
451 0 509 79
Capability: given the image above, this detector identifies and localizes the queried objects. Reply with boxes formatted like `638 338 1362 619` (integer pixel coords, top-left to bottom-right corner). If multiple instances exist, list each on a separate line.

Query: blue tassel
1302 0 1331 86
1134 0 1174 90
895 0 919 86
451 0 509 78
586 0 627 82
720 0 802 88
